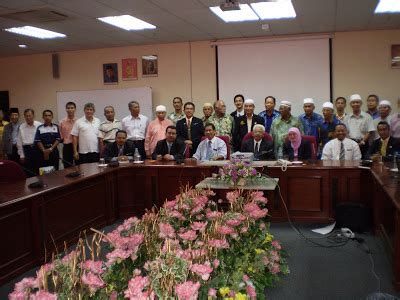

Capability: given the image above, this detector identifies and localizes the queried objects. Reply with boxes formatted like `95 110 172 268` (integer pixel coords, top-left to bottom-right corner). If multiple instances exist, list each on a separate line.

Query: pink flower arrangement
29 290 58 300
175 281 200 300
178 230 197 241
190 262 213 280
106 249 132 266
14 277 38 292
246 284 257 299
190 221 208 231
124 276 151 300
81 271 105 294
217 225 236 235
82 260 103 275
251 191 268 204
159 223 176 239
208 239 230 249
272 240 282 250
244 202 268 219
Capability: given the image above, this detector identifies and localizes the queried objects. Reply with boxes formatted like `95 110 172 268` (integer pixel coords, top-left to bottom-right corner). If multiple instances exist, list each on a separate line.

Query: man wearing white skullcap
343 94 375 159
145 104 173 158
202 103 214 126
270 100 303 156
319 101 340 151
99 105 122 148
299 98 323 142
233 98 265 151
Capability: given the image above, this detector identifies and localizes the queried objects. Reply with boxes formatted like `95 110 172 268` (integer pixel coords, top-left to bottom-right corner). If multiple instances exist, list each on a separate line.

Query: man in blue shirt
299 98 323 142
258 96 280 133
319 102 340 154
366 94 380 120
35 110 61 170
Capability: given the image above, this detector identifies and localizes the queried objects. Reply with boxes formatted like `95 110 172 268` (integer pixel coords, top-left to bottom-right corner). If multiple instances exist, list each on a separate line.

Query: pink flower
14 277 38 292
81 272 105 294
208 288 217 298
164 200 177 210
159 223 176 239
124 276 149 299
243 203 268 219
29 290 58 300
61 250 77 264
106 249 132 266
217 225 235 235
208 239 229 249
194 195 208 207
251 191 268 204
240 226 249 233
226 219 242 227
175 281 200 300
259 222 266 230
169 210 186 221
206 210 222 220
213 259 220 268
228 290 236 297
270 250 280 262
191 205 204 215
247 284 257 299
191 262 213 280
178 230 197 241
226 191 240 203
8 291 26 300
262 255 270 265
271 240 282 250
270 263 281 274
190 221 208 231
243 274 250 282
82 260 103 274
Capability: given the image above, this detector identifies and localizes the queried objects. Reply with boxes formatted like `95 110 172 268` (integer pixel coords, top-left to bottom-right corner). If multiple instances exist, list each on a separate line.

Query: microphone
18 162 45 188
58 157 82 178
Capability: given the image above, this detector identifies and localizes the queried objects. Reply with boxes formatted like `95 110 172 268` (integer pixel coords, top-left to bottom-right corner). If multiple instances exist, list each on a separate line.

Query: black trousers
40 146 60 170
22 145 41 177
76 152 100 165
132 139 146 160
62 143 74 167
7 145 20 163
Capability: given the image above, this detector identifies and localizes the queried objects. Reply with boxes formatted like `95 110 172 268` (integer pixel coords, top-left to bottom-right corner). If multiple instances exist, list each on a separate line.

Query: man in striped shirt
99 106 121 153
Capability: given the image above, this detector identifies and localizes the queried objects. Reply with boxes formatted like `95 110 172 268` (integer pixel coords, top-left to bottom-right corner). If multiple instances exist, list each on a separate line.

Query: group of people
1 93 399 177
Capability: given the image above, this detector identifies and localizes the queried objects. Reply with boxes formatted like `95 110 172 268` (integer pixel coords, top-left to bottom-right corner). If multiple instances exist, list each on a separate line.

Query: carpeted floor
1 222 399 300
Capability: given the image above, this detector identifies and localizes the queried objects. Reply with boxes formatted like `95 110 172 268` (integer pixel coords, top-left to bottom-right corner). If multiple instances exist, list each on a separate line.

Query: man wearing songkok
35 110 61 170
99 106 121 147
103 130 136 162
59 102 76 167
270 100 303 155
176 102 204 156
0 109 9 159
193 123 227 161
233 99 265 152
335 97 347 121
168 97 185 125
230 94 245 119
17 109 42 176
343 94 375 159
241 124 274 160
319 102 340 150
202 103 213 126
145 105 173 158
152 125 185 161
121 101 149 160
366 94 380 120
322 123 361 160
71 103 101 165
207 100 234 139
2 108 20 162
299 98 323 141
258 96 280 133
368 121 400 162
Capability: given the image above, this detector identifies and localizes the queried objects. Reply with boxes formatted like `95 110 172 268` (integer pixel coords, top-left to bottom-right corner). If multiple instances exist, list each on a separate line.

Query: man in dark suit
233 99 265 152
2 108 20 162
241 124 274 160
176 102 204 156
103 130 136 162
152 125 185 161
368 121 400 161
230 94 245 119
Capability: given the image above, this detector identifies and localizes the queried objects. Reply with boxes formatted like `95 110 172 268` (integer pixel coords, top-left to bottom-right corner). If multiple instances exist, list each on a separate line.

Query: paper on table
311 222 336 235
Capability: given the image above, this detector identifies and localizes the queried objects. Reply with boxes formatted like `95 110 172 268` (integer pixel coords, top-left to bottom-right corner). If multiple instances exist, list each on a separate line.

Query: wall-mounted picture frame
103 63 118 84
142 55 158 77
122 58 138 81
391 45 400 69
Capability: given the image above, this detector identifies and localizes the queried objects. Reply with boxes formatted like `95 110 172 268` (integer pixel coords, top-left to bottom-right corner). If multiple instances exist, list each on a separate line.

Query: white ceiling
0 0 399 57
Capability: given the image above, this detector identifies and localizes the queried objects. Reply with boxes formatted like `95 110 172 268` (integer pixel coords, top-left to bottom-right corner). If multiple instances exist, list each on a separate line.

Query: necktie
206 140 213 160
118 146 123 156
254 142 259 153
167 142 172 154
380 139 388 156
187 119 192 142
339 141 345 160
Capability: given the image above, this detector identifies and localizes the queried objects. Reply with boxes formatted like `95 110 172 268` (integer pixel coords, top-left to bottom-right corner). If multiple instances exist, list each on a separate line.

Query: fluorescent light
18 44 27 48
210 4 259 22
4 26 66 39
97 15 156 30
142 55 157 60
375 0 400 13
251 1 296 20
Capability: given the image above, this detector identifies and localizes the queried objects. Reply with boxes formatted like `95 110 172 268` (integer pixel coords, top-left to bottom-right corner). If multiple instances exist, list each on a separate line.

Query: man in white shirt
343 94 375 159
121 101 148 160
98 105 121 151
193 123 227 161
17 108 42 176
71 103 101 164
322 123 361 160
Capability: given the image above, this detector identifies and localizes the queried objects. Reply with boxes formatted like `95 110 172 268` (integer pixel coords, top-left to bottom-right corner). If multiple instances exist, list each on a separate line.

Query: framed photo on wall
142 55 158 77
103 63 118 84
122 58 138 81
391 45 400 69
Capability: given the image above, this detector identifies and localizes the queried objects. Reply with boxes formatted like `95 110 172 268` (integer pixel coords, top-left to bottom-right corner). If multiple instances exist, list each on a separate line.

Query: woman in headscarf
283 127 311 160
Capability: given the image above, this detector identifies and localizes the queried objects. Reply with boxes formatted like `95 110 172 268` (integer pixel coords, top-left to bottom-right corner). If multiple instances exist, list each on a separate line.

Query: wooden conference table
0 160 399 289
